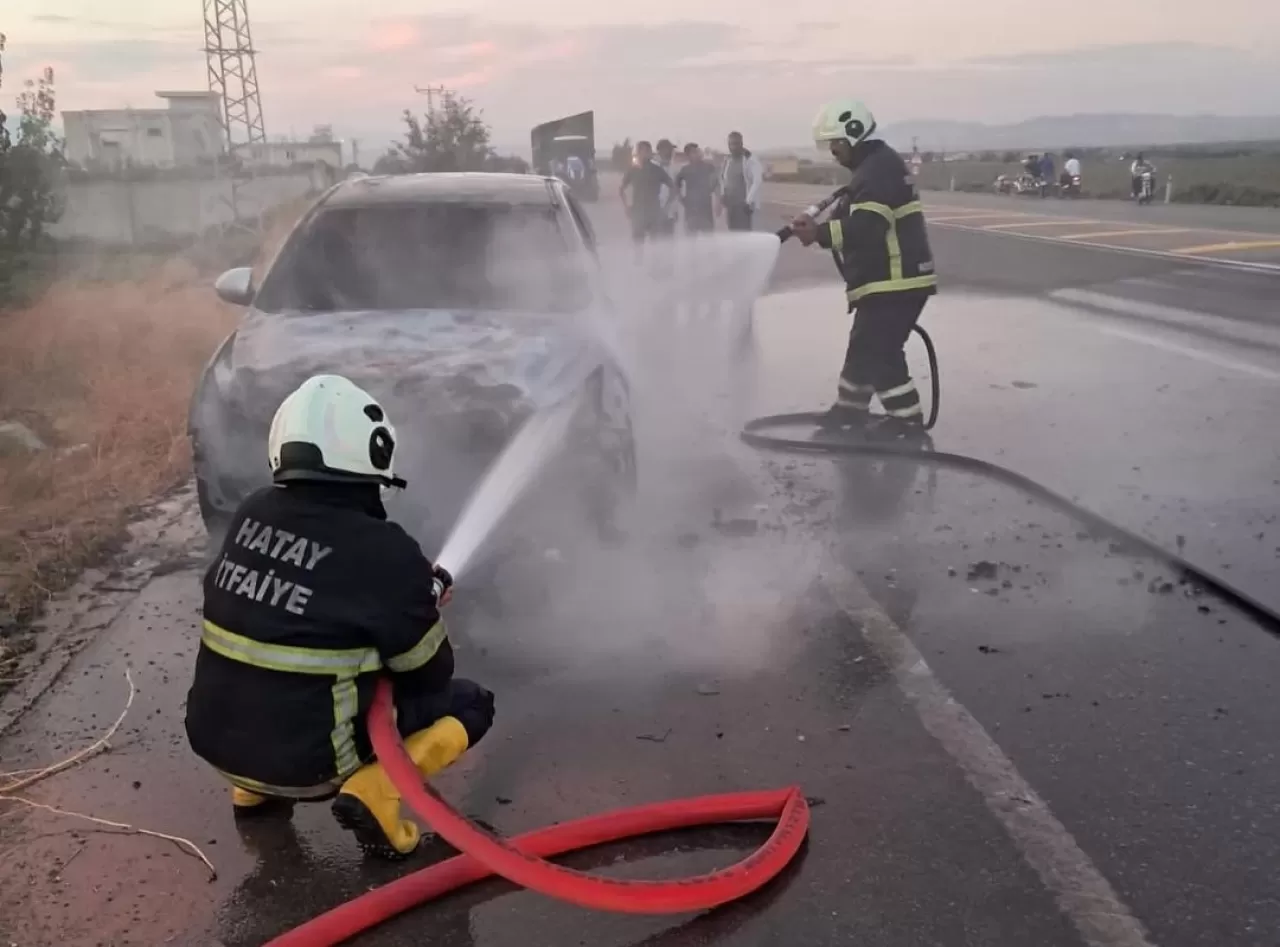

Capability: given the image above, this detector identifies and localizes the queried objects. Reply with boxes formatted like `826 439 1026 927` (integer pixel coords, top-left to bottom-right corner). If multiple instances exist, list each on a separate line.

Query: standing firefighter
184 374 496 859
790 100 937 438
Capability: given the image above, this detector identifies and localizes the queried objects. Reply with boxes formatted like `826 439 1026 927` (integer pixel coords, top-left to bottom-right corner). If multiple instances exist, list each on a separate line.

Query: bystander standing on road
719 131 763 232
1040 152 1056 186
619 140 676 262
655 139 681 237
676 143 718 236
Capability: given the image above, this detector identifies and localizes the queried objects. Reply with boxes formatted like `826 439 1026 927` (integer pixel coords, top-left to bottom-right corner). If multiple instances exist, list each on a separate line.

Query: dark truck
531 111 599 202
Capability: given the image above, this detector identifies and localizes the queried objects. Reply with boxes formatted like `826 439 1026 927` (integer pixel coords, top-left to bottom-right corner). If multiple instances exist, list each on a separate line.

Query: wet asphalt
2 185 1279 947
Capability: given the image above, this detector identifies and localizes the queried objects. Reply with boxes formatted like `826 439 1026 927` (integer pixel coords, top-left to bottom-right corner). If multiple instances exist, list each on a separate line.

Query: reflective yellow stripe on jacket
201 621 383 675
201 618 446 778
828 200 938 302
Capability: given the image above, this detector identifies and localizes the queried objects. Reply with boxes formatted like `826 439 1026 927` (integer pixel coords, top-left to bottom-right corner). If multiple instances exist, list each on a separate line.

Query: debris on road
967 560 999 581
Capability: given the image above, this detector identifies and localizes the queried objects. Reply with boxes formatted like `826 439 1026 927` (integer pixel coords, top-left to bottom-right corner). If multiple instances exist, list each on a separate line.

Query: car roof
321 172 564 209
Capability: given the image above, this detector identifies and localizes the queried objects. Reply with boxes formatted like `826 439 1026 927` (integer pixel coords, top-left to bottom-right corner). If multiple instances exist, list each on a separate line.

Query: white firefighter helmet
268 374 405 489
812 100 878 150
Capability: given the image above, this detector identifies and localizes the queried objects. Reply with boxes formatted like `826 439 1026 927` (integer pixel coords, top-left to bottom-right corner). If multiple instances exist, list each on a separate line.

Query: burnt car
189 172 636 572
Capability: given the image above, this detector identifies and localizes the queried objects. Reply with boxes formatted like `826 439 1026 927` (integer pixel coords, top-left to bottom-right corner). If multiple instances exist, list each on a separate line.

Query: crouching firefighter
184 373 496 859
789 99 938 438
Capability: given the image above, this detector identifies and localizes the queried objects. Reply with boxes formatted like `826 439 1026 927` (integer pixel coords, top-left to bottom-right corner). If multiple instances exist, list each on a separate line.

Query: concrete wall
47 170 328 247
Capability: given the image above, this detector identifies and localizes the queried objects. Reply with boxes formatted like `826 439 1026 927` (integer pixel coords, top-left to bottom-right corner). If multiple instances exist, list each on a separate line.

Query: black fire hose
763 187 1280 634
739 414 1280 640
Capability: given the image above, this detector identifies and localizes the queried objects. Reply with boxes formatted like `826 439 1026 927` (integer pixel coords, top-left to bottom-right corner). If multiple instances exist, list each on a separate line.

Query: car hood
228 307 606 417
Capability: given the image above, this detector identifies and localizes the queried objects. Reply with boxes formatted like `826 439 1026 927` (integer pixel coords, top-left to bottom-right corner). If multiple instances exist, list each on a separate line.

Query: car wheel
571 371 636 542
196 474 232 548
193 436 235 539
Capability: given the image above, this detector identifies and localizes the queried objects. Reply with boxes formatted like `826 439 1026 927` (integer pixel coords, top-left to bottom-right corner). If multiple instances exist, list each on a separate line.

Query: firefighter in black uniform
789 99 938 438
184 373 496 859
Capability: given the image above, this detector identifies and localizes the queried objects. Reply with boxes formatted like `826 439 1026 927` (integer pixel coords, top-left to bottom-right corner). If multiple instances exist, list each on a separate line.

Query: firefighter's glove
456 686 496 748
431 564 454 608
790 214 819 247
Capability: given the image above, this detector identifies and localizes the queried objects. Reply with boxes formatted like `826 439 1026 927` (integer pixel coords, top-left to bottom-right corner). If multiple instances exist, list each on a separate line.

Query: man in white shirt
1064 155 1081 178
719 131 764 231
655 139 681 237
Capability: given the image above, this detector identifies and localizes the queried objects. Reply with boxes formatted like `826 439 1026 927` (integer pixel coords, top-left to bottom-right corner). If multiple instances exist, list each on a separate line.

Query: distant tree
610 139 633 171
382 95 493 173
0 40 64 246
372 95 527 176
978 150 1000 162
1001 150 1019 163
921 151 935 163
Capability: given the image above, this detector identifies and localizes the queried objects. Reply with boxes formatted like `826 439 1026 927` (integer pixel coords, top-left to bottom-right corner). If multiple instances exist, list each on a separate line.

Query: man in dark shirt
620 140 675 259
676 142 718 235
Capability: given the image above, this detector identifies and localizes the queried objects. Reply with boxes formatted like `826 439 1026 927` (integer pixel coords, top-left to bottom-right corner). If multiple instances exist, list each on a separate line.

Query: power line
413 84 453 117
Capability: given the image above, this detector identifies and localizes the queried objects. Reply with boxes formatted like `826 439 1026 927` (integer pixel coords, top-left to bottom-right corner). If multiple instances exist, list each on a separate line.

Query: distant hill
876 114 1280 152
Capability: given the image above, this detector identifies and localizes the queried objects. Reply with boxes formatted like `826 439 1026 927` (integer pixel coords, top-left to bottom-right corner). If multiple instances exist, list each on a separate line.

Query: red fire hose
267 679 810 946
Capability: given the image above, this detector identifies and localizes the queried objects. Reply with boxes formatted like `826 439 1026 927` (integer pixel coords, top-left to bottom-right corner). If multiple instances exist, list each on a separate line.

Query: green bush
1 35 65 309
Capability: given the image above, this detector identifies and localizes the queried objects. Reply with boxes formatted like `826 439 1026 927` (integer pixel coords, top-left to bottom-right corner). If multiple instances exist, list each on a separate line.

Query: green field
768 149 1280 207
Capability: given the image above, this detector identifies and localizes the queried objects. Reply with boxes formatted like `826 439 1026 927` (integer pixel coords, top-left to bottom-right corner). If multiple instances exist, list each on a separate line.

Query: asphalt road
2 182 1279 947
765 183 1280 269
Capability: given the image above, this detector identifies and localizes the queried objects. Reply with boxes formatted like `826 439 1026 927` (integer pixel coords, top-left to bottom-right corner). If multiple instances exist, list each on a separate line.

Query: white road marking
1047 286 1280 354
1172 238 1280 256
763 193 1280 271
821 563 1159 947
1093 325 1280 381
925 220 1280 272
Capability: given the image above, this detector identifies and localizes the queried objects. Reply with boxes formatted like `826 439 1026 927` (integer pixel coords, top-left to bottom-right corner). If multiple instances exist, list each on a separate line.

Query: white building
62 91 225 171
241 139 343 171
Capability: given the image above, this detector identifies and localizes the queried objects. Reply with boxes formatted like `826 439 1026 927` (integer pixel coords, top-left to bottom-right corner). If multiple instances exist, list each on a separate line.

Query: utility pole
414 84 451 117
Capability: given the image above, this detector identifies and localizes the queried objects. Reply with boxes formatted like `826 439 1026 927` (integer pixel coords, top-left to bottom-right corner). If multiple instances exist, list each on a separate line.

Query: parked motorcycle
1059 172 1082 198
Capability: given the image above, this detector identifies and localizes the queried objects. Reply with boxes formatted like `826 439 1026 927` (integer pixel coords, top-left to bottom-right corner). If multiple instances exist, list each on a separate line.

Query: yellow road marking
1171 238 1280 255
930 211 1031 222
982 219 1101 231
1059 227 1192 241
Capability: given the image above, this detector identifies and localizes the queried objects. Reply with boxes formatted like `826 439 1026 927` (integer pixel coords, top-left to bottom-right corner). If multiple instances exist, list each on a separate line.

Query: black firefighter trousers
835 291 929 421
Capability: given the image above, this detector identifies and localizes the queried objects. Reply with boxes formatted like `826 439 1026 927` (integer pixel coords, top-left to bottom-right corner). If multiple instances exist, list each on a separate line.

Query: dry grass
0 204 305 641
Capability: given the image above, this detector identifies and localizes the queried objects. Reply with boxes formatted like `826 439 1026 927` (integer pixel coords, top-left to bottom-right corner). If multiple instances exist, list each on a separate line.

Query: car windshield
253 201 593 314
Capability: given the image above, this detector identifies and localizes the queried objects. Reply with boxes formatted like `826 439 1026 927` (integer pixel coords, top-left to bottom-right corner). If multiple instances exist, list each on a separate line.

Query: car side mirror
214 267 256 306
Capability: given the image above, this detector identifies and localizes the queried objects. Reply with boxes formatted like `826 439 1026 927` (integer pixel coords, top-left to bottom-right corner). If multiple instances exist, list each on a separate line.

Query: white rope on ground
0 666 218 881
0 794 218 880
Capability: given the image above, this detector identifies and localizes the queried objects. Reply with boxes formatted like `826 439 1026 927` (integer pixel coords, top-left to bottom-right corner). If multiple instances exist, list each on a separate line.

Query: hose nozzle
775 189 847 244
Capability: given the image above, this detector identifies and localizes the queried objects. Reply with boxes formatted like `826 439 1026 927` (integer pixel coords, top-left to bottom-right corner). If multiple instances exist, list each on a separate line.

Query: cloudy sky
4 0 1279 154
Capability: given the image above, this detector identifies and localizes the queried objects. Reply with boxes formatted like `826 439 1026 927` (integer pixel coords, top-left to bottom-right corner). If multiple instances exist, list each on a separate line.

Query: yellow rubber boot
331 716 470 859
331 764 420 859
403 716 471 777
230 785 295 819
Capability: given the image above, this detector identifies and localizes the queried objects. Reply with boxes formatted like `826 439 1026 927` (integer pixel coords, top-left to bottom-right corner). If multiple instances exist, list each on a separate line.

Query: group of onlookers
619 131 765 252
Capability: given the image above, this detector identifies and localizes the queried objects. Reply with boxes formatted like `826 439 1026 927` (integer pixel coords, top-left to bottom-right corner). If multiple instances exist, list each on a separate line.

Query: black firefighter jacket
816 140 939 307
185 482 452 795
